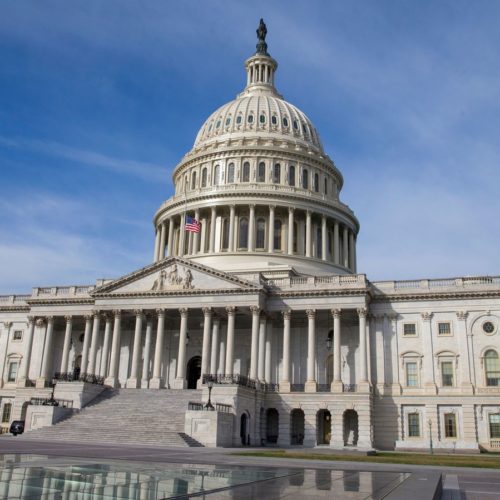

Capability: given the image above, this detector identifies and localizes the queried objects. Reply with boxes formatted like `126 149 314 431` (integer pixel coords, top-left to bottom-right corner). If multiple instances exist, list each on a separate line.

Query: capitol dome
152 22 359 276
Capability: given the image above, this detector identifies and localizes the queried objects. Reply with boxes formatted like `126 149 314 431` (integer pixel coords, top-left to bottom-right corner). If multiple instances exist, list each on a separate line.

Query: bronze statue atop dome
256 18 269 56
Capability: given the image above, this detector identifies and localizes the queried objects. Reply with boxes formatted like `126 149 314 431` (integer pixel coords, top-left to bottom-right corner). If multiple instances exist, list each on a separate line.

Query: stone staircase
20 388 204 447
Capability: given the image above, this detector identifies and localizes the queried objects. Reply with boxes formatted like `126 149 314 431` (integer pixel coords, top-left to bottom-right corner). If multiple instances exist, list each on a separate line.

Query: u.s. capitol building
1 21 499 452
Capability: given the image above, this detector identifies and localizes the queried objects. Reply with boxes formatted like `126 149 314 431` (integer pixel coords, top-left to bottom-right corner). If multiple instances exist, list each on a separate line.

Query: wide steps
21 388 203 447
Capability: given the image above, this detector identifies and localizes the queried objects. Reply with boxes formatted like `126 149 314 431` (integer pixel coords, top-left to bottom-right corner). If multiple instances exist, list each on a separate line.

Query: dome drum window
242 162 250 182
483 321 496 335
257 162 266 183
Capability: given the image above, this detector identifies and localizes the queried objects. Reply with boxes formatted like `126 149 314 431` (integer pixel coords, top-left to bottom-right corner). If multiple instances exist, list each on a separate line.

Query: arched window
316 226 322 259
257 162 266 182
248 114 254 124
259 114 266 124
214 165 222 186
324 177 328 195
302 169 309 189
314 173 319 192
273 164 281 183
271 115 278 125
256 218 266 249
288 165 296 186
201 168 207 187
283 117 289 128
225 116 231 126
227 163 235 183
485 350 500 386
293 221 298 253
274 219 282 250
239 217 249 249
191 171 197 190
242 162 250 182
221 218 229 250
236 115 242 124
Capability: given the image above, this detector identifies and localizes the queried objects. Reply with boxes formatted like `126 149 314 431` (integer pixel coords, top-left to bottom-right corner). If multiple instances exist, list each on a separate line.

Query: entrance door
186 356 201 389
240 413 249 445
343 410 359 446
317 410 331 444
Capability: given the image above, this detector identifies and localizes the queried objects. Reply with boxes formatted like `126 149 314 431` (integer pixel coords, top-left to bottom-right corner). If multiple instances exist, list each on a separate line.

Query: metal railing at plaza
54 372 105 385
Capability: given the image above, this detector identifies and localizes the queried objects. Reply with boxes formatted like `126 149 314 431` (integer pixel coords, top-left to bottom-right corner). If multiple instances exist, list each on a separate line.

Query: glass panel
314 173 319 192
441 361 454 386
289 165 296 186
227 163 235 183
408 413 420 437
274 220 282 250
2 403 11 423
242 162 250 182
490 414 500 438
444 413 457 438
191 171 197 190
273 164 280 183
8 362 18 382
403 323 416 336
302 169 308 189
316 227 322 259
256 219 265 249
406 362 418 387
221 219 229 250
239 218 249 249
257 162 266 182
485 350 500 386
213 165 221 186
438 322 451 335
201 168 207 187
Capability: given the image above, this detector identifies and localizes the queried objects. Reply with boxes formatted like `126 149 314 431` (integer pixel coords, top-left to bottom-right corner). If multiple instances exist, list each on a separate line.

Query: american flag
185 215 201 233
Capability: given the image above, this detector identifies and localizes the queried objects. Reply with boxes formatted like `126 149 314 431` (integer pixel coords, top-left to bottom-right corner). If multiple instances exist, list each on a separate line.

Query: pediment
92 257 262 296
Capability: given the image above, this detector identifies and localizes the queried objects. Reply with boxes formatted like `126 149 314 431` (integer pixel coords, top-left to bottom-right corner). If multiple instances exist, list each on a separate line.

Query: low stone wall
54 382 105 409
25 405 73 432
184 410 234 447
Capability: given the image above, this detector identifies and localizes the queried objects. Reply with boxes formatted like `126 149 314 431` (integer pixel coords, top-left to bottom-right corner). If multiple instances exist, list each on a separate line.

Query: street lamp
205 380 215 410
428 419 433 455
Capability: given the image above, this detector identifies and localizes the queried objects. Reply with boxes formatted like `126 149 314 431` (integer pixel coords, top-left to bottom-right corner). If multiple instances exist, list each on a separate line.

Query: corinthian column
173 308 188 388
141 317 153 387
178 214 186 256
421 312 437 394
167 217 174 257
38 316 55 387
343 226 349 268
18 316 35 387
99 315 112 377
333 220 340 265
159 221 167 260
305 309 317 392
200 307 213 382
209 207 216 253
60 316 73 374
248 204 255 252
150 309 165 389
225 306 236 376
358 308 370 391
210 318 220 374
258 315 266 381
287 207 294 255
127 310 144 388
80 315 93 375
249 306 260 380
331 309 343 392
305 210 312 258
456 311 473 393
87 311 101 376
321 215 327 261
104 310 122 388
280 310 291 392
268 205 275 252
228 205 236 252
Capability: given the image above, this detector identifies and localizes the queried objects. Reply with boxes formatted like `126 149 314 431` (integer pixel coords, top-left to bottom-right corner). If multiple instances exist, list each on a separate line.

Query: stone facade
1 23 499 451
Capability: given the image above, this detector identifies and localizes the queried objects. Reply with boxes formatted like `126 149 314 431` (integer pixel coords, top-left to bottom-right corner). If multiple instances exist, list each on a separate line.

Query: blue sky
1 1 499 293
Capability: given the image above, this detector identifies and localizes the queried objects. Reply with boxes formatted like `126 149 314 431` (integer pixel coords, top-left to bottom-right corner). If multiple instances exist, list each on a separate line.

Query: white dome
193 94 324 154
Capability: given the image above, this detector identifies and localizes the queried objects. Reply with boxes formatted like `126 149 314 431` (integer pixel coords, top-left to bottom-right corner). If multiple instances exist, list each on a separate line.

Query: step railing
202 373 257 389
30 397 74 408
188 401 233 413
54 372 105 385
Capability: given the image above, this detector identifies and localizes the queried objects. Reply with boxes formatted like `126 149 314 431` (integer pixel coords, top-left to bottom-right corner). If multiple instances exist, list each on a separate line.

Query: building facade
1 22 499 451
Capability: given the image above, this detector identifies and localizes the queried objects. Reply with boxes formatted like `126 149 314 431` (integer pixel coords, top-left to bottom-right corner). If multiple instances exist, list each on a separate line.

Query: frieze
151 265 194 291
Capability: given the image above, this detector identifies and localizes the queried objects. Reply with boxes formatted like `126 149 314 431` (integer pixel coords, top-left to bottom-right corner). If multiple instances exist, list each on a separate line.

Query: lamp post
205 380 214 410
428 419 433 455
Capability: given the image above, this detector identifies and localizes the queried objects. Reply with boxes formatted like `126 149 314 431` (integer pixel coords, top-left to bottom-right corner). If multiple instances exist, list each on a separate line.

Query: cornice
270 289 369 299
0 305 30 312
95 288 264 299
25 298 95 306
370 290 500 302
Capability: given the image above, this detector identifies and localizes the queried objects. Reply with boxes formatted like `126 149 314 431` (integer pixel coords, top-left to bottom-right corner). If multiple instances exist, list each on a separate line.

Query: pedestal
279 381 291 393
331 381 343 393
104 376 119 388
149 377 164 389
304 381 317 393
172 378 186 389
36 377 48 389
126 378 140 389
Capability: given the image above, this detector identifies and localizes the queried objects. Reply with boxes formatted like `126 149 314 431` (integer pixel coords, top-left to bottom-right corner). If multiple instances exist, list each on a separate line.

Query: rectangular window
444 413 457 438
490 414 500 439
438 322 452 335
403 323 417 336
406 362 418 387
441 361 454 387
408 413 420 437
12 330 23 341
1 403 11 423
7 362 18 383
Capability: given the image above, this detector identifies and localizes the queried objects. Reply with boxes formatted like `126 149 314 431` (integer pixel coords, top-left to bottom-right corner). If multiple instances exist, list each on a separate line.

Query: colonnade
154 205 357 271
18 307 370 393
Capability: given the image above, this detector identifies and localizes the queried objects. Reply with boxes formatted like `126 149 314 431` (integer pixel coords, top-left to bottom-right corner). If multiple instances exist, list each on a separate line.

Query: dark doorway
186 356 201 389
343 410 359 446
73 355 82 380
266 408 279 444
317 409 331 445
291 409 305 445
240 412 250 445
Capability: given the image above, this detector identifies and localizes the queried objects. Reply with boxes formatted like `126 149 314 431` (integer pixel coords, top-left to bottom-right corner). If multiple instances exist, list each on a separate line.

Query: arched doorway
240 412 250 446
266 409 279 444
186 356 201 389
343 410 359 446
290 409 305 445
317 409 331 445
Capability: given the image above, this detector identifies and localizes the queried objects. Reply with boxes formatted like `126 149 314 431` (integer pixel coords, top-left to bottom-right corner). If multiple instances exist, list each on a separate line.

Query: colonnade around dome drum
153 204 357 272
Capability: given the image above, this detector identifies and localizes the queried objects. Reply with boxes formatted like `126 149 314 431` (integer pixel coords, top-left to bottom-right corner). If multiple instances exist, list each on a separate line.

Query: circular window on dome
483 321 496 335
283 117 289 127
271 115 277 125
248 114 254 124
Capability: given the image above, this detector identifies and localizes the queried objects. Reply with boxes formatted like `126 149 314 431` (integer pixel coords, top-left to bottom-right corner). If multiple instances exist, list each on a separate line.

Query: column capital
35 318 45 327
282 309 291 320
27 315 35 324
421 312 433 322
179 307 188 317
357 308 368 318
83 314 92 322
156 308 165 317
306 209 312 216
46 315 54 322
306 309 316 319
331 308 342 319
229 204 236 210
456 311 469 321
133 309 144 317
3 321 12 329
226 306 236 316
64 315 73 323
288 206 295 214
112 309 122 318
250 305 260 315
202 307 213 316
269 204 276 210
91 309 101 317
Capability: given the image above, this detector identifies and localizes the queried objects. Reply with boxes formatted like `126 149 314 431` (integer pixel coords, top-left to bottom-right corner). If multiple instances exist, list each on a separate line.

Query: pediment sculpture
151 264 194 291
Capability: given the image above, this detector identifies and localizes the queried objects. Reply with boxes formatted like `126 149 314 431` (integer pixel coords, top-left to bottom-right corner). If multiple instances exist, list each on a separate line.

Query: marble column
209 207 216 253
421 312 437 393
280 310 291 392
99 315 112 377
159 221 167 260
38 316 55 386
178 214 186 256
105 310 122 388
150 309 165 389
200 217 207 253
305 210 312 257
249 306 260 380
141 317 153 387
349 231 355 271
358 308 370 391
331 309 343 392
17 316 35 387
225 306 236 376
352 234 357 273
287 207 294 255
210 318 220 374
257 316 266 381
127 310 144 388
264 320 273 383
87 311 101 376
166 217 174 257
80 315 93 375
60 315 73 373
268 205 275 252
333 221 340 265
174 308 188 388
228 205 236 252
248 204 255 252
153 227 161 262
200 307 213 380
321 215 327 260
456 311 473 393
343 226 349 268
305 309 317 392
